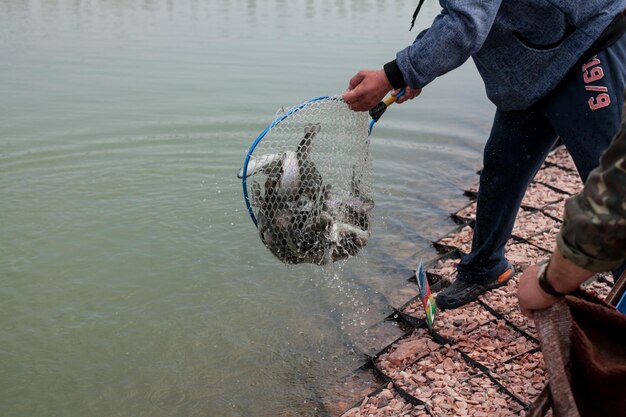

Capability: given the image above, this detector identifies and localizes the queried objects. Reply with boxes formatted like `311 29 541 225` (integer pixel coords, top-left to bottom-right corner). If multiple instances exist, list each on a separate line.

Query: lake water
0 1 495 416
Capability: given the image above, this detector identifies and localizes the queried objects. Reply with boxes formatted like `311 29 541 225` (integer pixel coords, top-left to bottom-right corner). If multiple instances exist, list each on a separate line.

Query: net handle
368 88 406 135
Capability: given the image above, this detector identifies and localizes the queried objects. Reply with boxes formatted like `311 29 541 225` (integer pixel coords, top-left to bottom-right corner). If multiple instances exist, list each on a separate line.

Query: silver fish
240 123 375 265
240 124 330 263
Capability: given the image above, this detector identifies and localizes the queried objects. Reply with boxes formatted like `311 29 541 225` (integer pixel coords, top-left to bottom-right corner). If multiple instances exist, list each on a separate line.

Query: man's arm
517 247 595 316
343 0 503 111
557 123 626 273
394 0 502 91
518 104 626 316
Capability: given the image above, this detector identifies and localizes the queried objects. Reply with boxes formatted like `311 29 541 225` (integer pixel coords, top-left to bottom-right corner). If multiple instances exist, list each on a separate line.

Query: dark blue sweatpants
457 34 626 283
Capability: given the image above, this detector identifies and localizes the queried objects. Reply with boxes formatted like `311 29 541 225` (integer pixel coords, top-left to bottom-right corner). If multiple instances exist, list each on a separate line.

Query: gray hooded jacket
388 0 626 110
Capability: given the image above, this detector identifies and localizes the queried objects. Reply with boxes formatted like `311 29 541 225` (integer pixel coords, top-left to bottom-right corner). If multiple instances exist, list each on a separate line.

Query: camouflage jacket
557 99 626 272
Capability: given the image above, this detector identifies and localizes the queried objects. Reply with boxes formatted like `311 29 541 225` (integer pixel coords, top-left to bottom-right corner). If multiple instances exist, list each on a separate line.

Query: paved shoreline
329 148 615 417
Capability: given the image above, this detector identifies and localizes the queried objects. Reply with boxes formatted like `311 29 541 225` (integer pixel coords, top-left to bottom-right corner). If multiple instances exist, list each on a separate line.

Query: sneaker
435 264 516 310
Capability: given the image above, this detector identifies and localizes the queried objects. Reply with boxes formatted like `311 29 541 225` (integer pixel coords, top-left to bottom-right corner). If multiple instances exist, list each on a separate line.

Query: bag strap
526 270 626 417
409 0 426 31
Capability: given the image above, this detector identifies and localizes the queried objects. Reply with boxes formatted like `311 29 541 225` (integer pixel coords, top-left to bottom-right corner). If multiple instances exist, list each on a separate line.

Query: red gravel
512 209 560 241
478 276 520 314
533 166 583 195
340 383 431 417
492 350 547 404
545 147 577 171
455 320 537 368
505 242 551 271
338 150 600 417
521 183 567 210
541 202 566 221
454 202 477 223
439 226 474 254
435 302 495 341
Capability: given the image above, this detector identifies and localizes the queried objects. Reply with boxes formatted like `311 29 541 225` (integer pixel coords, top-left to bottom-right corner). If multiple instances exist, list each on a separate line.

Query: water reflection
1 1 492 416
1 0 420 34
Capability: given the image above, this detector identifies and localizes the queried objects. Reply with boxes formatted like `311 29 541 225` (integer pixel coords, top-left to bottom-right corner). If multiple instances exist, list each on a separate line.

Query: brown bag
533 290 626 417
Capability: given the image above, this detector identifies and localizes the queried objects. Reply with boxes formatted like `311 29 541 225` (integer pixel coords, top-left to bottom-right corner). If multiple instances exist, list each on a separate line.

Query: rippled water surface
0 1 495 416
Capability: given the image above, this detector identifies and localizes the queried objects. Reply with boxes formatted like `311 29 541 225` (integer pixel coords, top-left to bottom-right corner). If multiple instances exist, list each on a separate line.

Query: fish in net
238 95 378 265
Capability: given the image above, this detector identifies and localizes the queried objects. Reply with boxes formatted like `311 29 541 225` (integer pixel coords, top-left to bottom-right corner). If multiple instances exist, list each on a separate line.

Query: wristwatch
536 262 568 297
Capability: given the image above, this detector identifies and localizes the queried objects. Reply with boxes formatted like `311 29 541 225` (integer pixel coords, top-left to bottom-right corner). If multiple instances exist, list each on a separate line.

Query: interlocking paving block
324 364 387 417
425 256 460 290
336 149 586 417
581 275 614 300
512 209 560 241
492 350 546 405
385 281 421 311
340 382 432 417
501 308 538 340
352 318 412 358
426 374 525 417
527 227 560 252
505 241 551 272
533 165 583 195
375 328 441 375
436 225 473 255
400 297 427 325
521 183 568 210
452 201 477 224
390 347 480 402
545 147 577 171
464 183 479 199
478 276 521 315
393 347 525 417
455 320 538 369
385 280 419 310
434 302 496 342
541 201 566 221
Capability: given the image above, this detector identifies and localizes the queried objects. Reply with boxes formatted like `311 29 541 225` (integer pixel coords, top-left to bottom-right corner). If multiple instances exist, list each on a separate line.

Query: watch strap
537 262 567 297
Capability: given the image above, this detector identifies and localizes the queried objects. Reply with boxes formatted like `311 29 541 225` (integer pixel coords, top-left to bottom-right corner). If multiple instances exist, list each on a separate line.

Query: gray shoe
435 264 515 310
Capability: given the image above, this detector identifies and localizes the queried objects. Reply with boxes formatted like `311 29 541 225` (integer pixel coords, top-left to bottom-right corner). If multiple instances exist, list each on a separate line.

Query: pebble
335 154 589 417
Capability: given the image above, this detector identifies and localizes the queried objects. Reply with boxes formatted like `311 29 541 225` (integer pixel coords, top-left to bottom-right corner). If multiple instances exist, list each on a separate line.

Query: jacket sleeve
556 103 626 272
392 0 502 89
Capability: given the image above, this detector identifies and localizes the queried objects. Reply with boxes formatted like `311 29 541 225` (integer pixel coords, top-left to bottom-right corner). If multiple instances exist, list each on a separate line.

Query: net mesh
241 96 373 265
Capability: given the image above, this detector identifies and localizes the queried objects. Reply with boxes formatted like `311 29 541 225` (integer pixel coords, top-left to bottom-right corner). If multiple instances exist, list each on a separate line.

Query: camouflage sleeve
556 111 626 272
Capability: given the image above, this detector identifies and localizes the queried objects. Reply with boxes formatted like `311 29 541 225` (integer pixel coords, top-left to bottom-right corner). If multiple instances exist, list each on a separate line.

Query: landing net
239 96 373 265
